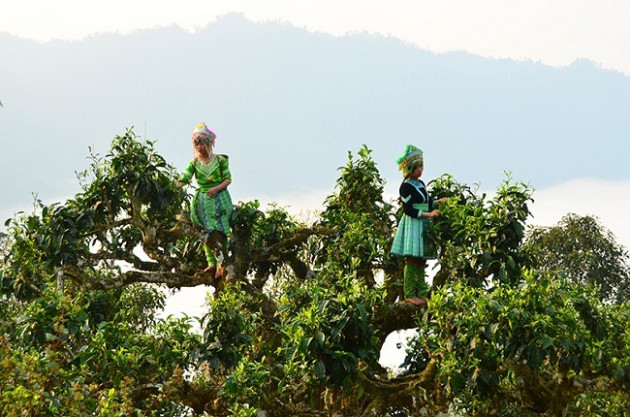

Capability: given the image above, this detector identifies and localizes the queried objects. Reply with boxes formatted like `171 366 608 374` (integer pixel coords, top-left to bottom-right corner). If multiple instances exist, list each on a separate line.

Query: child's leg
204 231 227 278
203 244 217 268
403 259 429 299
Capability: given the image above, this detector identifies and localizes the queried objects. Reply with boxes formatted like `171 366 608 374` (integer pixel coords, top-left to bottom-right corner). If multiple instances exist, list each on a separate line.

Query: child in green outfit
177 123 233 278
390 145 442 306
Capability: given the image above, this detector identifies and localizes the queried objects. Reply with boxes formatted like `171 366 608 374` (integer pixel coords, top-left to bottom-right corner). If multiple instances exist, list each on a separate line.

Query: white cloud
529 178 630 250
159 286 210 328
254 188 329 219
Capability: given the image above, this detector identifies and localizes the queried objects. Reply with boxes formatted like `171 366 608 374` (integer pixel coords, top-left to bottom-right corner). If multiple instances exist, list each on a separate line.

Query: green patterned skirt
191 189 233 235
391 204 437 259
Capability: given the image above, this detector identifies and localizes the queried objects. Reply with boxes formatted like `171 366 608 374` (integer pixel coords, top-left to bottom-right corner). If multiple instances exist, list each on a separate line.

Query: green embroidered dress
179 154 233 236
391 179 437 259
391 178 437 299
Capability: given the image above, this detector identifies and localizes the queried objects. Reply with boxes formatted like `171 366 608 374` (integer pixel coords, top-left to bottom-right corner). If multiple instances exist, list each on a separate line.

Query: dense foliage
1 129 629 416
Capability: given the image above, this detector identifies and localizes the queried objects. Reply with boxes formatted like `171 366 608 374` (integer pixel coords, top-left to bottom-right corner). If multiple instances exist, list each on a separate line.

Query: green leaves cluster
431 174 533 287
199 286 261 372
0 284 198 416
230 200 302 278
79 128 184 222
277 270 383 389
319 146 396 282
1 130 629 416
401 271 630 416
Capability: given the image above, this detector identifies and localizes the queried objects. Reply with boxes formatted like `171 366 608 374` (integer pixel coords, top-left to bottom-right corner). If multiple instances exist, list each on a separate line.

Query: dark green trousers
403 264 429 299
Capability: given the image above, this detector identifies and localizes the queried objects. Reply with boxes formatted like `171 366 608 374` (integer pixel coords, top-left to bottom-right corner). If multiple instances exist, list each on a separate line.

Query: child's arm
176 161 196 187
400 183 439 218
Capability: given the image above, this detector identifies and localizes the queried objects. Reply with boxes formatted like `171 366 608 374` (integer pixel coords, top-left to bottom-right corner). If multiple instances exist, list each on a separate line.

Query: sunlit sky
2 0 630 74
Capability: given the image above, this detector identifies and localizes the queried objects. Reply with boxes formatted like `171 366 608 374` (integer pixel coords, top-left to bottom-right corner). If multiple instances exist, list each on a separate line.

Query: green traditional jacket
179 154 231 191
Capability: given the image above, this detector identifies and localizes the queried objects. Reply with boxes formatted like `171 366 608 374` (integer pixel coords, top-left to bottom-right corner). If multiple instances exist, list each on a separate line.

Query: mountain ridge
1 13 629 215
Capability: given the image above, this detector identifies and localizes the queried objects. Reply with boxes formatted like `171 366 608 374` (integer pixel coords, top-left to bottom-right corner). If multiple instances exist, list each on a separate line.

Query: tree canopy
1 129 629 416
525 213 630 304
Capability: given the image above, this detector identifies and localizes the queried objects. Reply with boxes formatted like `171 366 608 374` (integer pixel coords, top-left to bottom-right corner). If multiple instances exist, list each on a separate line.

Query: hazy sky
2 0 630 74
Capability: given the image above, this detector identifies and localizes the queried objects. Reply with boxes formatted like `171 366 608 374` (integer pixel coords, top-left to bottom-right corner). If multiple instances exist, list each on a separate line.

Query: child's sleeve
219 156 232 182
178 161 195 184
400 183 422 218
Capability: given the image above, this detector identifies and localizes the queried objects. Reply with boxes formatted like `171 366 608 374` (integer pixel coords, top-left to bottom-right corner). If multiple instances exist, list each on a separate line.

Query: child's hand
206 187 218 197
425 209 440 218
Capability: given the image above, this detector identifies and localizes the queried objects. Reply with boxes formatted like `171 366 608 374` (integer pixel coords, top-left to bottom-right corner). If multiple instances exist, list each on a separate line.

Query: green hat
396 145 424 177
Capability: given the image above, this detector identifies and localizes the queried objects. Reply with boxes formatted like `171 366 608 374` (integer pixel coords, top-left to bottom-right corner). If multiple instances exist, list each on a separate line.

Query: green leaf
541 334 554 350
480 368 491 385
314 360 326 379
450 372 464 391
357 383 365 399
316 331 325 347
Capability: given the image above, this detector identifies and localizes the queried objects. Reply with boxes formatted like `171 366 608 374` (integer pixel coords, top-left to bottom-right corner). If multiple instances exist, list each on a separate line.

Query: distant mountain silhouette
1 13 629 215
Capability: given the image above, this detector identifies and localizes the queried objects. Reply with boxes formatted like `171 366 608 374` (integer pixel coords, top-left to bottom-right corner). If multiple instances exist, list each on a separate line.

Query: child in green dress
390 145 441 306
177 123 233 278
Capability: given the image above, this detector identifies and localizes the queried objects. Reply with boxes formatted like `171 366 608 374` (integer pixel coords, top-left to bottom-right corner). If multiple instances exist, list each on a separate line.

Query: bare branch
373 301 427 341
83 218 132 237
359 360 440 416
62 264 220 291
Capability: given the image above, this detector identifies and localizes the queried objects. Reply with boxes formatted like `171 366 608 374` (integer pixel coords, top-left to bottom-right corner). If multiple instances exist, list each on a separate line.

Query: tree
1 129 629 416
525 213 630 304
